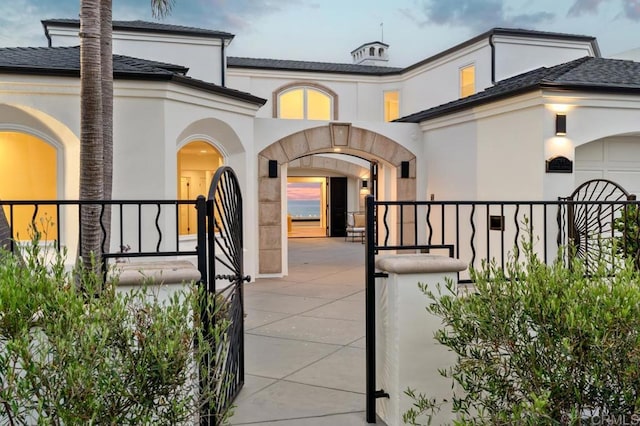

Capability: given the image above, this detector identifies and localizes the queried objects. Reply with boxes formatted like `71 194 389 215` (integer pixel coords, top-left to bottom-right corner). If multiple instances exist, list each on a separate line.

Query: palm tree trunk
80 0 104 268
101 0 113 255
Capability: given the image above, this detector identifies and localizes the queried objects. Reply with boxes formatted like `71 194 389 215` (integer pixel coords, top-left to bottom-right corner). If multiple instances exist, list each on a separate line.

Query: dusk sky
288 182 321 201
1 1 640 67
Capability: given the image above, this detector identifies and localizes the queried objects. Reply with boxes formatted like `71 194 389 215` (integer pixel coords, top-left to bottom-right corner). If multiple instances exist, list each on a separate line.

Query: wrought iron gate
560 179 636 274
198 166 249 424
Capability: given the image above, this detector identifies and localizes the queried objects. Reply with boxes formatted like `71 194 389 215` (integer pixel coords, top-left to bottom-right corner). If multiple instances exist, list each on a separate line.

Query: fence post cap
375 254 467 274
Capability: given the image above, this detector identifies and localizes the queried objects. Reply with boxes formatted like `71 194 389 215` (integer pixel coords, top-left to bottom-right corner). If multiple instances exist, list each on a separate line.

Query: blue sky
1 0 639 66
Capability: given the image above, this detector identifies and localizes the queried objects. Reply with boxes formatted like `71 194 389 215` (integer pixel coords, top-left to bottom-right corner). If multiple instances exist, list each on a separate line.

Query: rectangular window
460 65 475 98
384 90 399 122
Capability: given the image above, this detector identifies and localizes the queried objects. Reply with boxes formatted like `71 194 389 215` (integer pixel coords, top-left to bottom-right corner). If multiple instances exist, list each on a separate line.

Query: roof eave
227 63 402 77
395 84 542 123
397 81 640 123
41 19 235 41
169 75 266 106
0 68 266 105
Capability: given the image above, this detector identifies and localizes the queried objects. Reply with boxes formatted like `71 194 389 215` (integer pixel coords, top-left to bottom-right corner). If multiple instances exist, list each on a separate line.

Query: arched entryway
257 123 417 275
0 131 58 240
0 103 79 246
177 140 223 235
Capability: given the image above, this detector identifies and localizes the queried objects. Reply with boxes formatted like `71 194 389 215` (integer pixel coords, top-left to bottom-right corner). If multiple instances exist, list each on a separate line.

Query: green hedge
0 241 229 425
405 241 640 425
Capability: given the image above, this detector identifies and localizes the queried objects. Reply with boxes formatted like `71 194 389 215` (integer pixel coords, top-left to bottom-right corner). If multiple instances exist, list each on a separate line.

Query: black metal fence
0 170 246 425
364 194 640 423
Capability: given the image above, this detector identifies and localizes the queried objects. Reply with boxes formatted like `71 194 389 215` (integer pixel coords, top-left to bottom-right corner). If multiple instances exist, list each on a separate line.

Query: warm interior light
333 148 341 152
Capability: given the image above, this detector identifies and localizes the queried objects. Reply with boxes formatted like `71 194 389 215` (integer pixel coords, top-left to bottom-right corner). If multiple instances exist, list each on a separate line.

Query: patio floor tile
249 315 364 345
229 380 364 425
244 334 340 379
301 299 364 321
244 292 331 315
286 346 365 393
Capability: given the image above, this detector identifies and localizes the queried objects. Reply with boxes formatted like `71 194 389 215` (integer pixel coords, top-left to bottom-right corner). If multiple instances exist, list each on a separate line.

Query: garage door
575 136 640 196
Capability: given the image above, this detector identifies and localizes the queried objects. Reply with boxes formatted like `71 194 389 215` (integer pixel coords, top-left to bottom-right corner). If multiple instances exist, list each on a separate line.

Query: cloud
568 0 640 20
400 0 554 32
196 0 315 31
287 182 321 200
623 0 640 20
567 0 606 17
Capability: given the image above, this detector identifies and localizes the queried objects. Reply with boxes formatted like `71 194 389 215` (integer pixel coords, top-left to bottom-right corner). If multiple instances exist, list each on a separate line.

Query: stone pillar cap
114 260 200 286
375 254 467 274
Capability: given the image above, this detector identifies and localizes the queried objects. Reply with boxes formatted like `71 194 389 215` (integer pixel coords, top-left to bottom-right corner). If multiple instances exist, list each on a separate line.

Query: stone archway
257 123 417 275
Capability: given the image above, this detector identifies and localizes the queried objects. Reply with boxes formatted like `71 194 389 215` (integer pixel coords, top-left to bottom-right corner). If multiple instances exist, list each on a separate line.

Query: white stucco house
1 18 640 278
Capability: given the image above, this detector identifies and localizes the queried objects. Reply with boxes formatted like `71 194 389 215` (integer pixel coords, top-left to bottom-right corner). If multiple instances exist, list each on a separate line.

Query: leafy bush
0 240 230 425
405 241 640 425
613 203 640 269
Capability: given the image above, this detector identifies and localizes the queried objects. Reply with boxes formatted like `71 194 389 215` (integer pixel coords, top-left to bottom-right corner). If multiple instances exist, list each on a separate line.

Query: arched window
0 131 57 240
177 141 223 235
275 84 336 120
379 48 384 57
369 47 375 56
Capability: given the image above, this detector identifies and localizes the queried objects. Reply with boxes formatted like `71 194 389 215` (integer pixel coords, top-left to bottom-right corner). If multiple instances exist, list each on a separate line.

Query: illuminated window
177 141 223 235
460 64 475 98
384 91 399 122
0 132 57 240
276 85 335 120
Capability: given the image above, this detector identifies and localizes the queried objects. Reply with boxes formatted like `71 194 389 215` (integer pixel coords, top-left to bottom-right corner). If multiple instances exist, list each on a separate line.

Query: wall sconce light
360 180 369 194
555 114 566 136
268 160 278 178
400 161 410 179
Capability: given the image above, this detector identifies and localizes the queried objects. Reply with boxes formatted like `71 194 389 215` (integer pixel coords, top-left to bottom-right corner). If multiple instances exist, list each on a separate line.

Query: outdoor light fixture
268 160 278 178
556 114 567 136
401 161 410 179
360 180 369 194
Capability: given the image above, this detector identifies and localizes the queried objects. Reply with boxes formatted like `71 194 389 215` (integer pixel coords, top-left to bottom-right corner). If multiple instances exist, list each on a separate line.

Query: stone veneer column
258 155 282 274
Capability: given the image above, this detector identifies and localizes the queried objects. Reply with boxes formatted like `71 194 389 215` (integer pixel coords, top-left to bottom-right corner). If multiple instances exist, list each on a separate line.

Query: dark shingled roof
42 19 234 40
227 57 402 76
227 28 599 76
396 56 640 123
0 46 265 106
0 46 189 75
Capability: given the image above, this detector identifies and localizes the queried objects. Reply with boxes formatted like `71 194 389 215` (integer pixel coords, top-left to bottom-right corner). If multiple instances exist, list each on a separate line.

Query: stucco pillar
374 254 467 426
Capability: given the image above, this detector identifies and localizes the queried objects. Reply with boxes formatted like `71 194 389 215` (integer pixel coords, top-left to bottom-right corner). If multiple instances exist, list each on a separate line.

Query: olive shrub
0 240 230 425
405 241 640 425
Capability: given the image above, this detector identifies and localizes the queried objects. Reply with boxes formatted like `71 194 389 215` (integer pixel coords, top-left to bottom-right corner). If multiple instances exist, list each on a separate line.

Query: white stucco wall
494 36 597 82
401 42 493 117
112 33 227 85
46 25 227 85
0 73 262 278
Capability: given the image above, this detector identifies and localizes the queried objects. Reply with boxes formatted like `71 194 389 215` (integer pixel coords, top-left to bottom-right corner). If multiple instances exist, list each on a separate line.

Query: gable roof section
42 19 234 40
0 46 265 106
396 57 640 123
227 57 402 76
404 27 599 73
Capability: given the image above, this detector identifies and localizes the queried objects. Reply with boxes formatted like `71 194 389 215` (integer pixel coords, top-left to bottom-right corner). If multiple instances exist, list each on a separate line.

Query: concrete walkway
231 237 380 425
